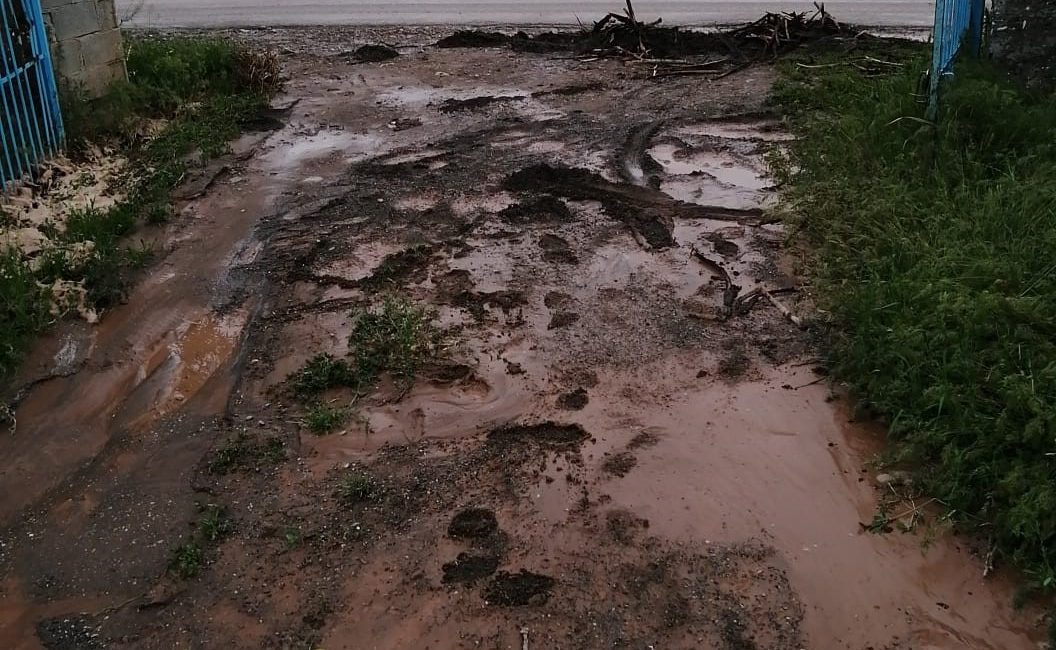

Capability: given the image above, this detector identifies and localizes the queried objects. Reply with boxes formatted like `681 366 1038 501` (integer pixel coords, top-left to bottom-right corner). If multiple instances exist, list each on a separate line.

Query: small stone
875 471 912 487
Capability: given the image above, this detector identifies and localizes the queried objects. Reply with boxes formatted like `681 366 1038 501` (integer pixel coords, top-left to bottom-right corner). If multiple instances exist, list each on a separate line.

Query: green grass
169 503 234 579
209 432 286 475
772 44 1056 590
337 471 383 505
169 539 204 579
304 402 348 435
0 37 279 381
290 296 442 399
0 251 50 377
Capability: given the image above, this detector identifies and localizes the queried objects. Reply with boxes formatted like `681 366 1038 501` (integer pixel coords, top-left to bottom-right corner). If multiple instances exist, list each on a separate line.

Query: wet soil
483 570 555 606
0 26 1045 650
448 507 499 540
441 552 500 585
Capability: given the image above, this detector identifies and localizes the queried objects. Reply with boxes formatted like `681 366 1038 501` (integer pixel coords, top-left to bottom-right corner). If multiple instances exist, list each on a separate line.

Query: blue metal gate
0 0 63 193
928 0 985 116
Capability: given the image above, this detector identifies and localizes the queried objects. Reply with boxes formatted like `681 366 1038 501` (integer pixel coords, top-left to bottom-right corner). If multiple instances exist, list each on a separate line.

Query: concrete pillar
41 0 127 97
991 0 1056 90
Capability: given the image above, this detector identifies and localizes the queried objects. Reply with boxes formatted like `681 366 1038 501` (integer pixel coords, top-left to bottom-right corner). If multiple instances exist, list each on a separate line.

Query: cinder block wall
992 0 1056 90
42 0 126 97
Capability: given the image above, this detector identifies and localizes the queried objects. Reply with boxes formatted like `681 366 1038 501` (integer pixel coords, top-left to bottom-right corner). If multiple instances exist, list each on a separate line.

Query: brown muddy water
0 29 1045 650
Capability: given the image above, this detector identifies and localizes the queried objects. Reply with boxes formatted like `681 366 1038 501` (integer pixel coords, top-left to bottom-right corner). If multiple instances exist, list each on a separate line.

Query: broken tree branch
763 289 805 328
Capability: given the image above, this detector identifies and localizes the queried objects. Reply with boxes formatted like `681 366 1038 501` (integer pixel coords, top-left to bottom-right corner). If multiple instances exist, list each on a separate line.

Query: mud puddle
0 28 1045 650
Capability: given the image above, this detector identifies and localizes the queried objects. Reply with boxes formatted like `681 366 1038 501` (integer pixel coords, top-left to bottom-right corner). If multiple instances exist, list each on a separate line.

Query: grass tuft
209 432 286 475
337 471 383 505
169 503 234 579
304 402 348 435
290 296 442 399
772 42 1056 590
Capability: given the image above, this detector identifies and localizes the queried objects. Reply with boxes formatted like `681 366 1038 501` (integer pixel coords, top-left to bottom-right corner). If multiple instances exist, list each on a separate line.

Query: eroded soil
0 27 1045 650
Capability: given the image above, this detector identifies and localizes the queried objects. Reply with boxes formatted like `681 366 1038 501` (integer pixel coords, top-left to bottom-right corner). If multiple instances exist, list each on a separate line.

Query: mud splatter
483 570 555 606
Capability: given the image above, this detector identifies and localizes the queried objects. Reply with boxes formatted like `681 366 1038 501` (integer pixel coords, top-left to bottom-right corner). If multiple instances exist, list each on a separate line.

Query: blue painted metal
928 0 986 118
0 0 64 194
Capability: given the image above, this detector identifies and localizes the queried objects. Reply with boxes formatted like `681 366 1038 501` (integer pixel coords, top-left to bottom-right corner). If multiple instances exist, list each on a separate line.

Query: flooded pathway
0 28 1043 649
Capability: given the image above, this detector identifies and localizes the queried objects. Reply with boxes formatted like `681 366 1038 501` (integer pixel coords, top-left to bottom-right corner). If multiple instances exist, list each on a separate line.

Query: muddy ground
0 27 1047 650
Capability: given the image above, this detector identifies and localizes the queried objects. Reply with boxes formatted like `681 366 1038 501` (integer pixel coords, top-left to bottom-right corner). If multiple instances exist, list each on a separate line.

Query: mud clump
422 361 474 383
436 30 510 48
708 232 741 258
451 289 526 322
718 347 751 379
504 164 676 249
484 570 555 606
602 451 638 477
488 422 589 450
438 95 526 113
532 82 605 98
442 552 500 584
627 430 660 450
557 388 589 411
448 507 499 540
498 195 573 224
352 44 399 62
538 234 578 264
543 291 573 310
358 245 434 291
548 311 580 329
606 509 650 545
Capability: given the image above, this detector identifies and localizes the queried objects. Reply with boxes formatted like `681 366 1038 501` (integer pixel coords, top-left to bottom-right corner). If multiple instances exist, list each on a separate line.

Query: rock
352 44 399 63
875 471 912 488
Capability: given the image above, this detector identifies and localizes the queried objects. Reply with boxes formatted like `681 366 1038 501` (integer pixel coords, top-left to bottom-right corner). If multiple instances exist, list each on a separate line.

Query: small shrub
304 403 348 435
0 251 50 376
291 354 356 399
169 540 203 579
283 526 303 550
347 296 441 388
197 504 234 543
337 471 382 505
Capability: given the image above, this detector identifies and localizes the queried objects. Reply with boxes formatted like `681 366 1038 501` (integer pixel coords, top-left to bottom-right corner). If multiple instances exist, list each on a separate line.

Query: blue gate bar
928 0 986 118
0 0 64 194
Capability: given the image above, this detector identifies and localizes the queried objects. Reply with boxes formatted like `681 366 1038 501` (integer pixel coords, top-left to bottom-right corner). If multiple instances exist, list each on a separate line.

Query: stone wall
42 0 126 97
991 0 1056 90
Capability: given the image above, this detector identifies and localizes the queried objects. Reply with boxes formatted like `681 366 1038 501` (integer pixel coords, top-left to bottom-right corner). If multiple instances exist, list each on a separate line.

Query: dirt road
123 0 936 28
0 27 1043 650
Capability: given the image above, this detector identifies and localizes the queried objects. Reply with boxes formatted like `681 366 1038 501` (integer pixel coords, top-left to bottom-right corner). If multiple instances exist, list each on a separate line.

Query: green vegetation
291 354 357 399
772 44 1056 590
0 252 51 377
169 503 233 579
0 37 279 378
283 526 303 550
337 471 383 505
304 402 348 435
169 539 204 579
209 431 286 475
291 296 442 399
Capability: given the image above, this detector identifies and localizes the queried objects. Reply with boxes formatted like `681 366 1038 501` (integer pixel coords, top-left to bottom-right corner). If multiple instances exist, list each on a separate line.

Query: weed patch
169 503 233 579
290 297 443 400
304 403 348 434
209 431 286 475
772 43 1056 589
337 471 383 505
0 36 279 380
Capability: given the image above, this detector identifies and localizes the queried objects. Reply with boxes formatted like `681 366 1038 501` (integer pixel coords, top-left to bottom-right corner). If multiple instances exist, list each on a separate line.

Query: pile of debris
584 1 843 59
434 1 849 78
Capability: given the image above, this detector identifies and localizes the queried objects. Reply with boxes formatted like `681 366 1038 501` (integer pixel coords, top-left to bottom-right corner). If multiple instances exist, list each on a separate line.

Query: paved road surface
123 1 935 28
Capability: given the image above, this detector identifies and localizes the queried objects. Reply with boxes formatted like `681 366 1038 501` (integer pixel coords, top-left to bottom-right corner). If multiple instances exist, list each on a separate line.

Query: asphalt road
122 1 935 28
